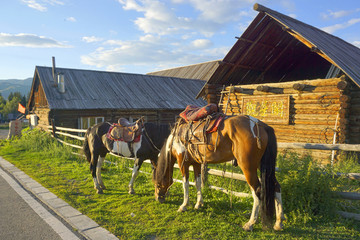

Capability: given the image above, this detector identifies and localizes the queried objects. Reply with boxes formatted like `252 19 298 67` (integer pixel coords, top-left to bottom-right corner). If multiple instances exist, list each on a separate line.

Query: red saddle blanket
179 104 218 122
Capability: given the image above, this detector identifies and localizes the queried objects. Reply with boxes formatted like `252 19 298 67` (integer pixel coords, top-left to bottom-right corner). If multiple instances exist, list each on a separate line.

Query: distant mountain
0 78 32 99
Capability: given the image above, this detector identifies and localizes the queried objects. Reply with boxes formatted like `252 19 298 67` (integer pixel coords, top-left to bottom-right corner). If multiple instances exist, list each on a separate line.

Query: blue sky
0 0 359 80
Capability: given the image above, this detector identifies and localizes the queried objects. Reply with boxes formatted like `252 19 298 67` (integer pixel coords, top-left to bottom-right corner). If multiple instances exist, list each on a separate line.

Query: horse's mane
152 126 176 184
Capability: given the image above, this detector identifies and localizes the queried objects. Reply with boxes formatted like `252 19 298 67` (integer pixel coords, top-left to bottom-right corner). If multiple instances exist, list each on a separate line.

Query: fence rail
278 142 360 152
39 123 360 220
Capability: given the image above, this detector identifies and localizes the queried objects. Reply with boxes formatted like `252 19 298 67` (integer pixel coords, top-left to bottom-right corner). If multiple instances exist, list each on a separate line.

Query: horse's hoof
194 202 204 210
242 222 254 232
97 189 104 194
100 185 106 190
177 206 187 212
273 222 284 231
128 189 135 195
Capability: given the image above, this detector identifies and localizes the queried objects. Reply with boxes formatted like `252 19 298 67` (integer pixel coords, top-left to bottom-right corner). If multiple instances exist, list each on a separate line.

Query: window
79 116 104 129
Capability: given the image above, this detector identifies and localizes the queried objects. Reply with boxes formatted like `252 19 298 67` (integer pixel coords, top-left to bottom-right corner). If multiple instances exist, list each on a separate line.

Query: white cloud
0 33 71 48
321 9 360 19
82 36 103 43
22 0 64 12
65 17 76 22
117 0 254 37
191 39 212 49
81 36 224 71
184 0 254 24
82 0 259 72
322 18 360 34
353 41 360 48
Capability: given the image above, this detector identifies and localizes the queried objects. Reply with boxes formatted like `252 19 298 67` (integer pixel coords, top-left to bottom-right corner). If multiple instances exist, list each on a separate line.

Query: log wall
34 108 180 129
211 77 353 161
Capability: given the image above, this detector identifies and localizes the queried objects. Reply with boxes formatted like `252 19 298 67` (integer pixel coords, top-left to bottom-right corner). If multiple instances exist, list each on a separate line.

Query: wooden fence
38 124 360 220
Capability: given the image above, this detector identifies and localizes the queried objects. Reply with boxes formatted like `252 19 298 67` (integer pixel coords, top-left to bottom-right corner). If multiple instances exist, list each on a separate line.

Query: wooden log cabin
27 60 206 129
150 4 360 161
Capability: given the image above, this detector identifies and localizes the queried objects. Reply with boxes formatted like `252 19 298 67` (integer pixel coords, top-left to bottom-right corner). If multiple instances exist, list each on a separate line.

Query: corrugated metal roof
196 3 360 98
147 60 220 80
35 66 206 110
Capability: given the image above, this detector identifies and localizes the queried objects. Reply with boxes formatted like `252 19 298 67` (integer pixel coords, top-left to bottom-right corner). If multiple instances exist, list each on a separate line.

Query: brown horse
153 114 284 231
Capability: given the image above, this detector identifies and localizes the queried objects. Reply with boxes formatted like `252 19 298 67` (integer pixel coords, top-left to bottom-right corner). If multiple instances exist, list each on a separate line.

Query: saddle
178 104 225 145
179 104 218 122
107 118 143 142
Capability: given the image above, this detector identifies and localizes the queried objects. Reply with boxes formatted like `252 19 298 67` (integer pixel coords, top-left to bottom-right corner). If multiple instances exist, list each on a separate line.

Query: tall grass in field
0 128 359 239
277 152 337 224
5 128 75 159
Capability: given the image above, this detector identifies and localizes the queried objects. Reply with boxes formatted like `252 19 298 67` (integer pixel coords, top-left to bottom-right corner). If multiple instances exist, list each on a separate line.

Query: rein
143 126 161 152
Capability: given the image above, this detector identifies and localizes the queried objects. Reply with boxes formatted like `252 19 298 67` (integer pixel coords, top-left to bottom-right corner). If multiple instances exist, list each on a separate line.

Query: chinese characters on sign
242 95 290 124
7 119 22 139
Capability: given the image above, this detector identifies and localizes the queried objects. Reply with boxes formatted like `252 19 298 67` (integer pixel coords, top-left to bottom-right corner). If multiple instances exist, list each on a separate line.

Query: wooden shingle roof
196 3 360 98
31 66 206 110
147 60 220 81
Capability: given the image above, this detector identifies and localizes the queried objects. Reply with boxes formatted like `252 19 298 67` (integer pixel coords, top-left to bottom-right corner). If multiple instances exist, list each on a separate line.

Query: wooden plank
337 211 360 221
55 138 82 149
54 131 85 141
336 173 360 180
335 192 360 200
172 179 251 198
278 142 360 151
207 168 248 182
49 125 87 133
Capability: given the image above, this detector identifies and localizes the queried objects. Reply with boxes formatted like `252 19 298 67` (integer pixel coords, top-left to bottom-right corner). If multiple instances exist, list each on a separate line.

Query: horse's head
152 134 174 203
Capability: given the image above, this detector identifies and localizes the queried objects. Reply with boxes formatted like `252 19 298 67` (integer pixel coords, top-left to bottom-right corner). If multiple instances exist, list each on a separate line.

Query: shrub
277 151 337 224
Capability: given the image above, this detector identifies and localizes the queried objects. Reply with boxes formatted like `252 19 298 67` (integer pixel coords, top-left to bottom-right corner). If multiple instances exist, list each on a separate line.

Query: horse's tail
260 124 277 228
83 129 91 163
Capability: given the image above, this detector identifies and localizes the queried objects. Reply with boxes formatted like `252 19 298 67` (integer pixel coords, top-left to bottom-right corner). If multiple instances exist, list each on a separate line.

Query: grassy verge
0 129 359 239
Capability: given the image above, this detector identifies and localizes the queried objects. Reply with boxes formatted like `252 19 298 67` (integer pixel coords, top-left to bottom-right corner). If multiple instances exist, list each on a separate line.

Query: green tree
0 93 6 119
3 95 21 117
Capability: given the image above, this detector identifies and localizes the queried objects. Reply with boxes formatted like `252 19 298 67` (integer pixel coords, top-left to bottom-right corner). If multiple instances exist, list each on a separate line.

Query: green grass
0 129 359 239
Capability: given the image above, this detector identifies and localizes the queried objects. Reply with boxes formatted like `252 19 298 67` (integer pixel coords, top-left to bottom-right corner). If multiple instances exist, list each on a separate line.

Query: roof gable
254 3 360 86
197 3 360 98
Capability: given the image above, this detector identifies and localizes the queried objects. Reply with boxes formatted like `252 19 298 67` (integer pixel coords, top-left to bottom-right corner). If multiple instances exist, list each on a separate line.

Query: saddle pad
106 125 141 142
179 104 218 122
206 115 226 133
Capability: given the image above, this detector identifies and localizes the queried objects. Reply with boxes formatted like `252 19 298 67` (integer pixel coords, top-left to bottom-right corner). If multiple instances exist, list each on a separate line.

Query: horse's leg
242 170 261 231
274 179 285 231
178 162 190 212
128 157 141 194
91 153 103 194
97 155 106 190
193 163 203 209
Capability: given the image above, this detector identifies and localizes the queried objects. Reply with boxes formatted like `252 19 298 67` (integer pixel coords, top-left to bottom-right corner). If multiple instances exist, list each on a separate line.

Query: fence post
201 163 208 188
51 119 57 138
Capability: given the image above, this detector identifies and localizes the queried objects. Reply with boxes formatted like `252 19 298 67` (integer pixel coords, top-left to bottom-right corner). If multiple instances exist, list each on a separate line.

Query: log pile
215 77 354 161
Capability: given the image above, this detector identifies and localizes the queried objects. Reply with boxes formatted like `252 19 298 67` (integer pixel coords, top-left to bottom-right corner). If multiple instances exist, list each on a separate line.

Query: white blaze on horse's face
248 116 259 138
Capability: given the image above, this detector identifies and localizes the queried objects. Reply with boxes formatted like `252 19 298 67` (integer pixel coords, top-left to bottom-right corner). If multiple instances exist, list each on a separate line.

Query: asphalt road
0 172 64 240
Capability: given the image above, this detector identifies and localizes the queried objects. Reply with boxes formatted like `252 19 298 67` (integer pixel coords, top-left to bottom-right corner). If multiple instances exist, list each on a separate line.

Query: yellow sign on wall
242 95 290 124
